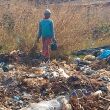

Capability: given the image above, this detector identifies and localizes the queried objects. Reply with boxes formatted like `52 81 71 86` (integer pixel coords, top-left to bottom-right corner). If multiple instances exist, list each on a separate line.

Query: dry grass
0 1 110 54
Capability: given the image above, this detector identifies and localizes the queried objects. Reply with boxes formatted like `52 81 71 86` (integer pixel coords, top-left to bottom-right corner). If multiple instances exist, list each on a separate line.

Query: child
37 9 56 62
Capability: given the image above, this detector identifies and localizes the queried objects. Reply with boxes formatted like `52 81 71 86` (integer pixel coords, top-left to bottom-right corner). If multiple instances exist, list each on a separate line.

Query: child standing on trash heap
36 9 56 62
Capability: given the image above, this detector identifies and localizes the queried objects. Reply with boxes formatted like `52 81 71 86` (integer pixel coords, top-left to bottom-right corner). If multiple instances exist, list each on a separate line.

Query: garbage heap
0 50 110 110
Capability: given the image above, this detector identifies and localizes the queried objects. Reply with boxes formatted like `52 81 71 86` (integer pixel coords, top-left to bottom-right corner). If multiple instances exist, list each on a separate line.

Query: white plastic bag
20 99 61 110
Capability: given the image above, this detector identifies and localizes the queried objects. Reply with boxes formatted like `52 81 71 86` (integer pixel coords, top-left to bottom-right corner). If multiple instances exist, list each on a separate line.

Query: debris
0 50 110 109
92 90 102 98
100 76 110 83
97 49 110 60
107 83 110 92
58 68 69 78
20 96 66 110
84 55 96 61
13 96 21 101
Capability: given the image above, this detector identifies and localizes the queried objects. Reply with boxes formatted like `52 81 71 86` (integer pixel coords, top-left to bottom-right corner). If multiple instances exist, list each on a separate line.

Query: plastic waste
84 55 96 61
0 68 3 72
23 92 32 99
75 89 84 98
101 76 110 82
98 85 108 92
107 83 110 92
67 76 79 83
2 64 9 72
20 96 69 110
40 85 47 96
62 98 72 110
71 90 78 98
20 99 61 110
70 91 79 109
71 88 92 98
82 89 91 96
97 49 110 60
13 96 21 101
0 63 14 72
58 68 69 78
92 90 102 97
51 71 59 78
74 58 90 67
83 67 96 75
62 104 72 110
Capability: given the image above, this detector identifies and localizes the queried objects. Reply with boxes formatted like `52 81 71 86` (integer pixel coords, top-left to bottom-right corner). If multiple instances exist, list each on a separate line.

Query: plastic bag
51 42 58 51
20 99 61 110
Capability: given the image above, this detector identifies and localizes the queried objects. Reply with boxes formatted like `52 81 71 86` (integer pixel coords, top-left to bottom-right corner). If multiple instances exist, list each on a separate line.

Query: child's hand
52 38 56 43
37 38 40 43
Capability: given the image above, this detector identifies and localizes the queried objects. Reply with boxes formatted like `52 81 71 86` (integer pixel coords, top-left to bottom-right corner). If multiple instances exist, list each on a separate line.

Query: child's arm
50 20 56 42
38 21 42 40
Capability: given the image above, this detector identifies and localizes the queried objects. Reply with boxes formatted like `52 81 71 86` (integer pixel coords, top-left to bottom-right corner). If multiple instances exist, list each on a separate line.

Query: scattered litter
97 49 110 60
0 50 110 110
84 55 96 61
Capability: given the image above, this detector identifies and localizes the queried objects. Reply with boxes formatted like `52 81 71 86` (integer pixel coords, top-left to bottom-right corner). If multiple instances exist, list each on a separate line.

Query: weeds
0 1 110 54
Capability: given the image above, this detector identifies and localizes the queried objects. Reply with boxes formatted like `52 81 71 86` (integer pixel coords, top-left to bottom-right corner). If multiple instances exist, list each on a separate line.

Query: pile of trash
1 48 110 110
